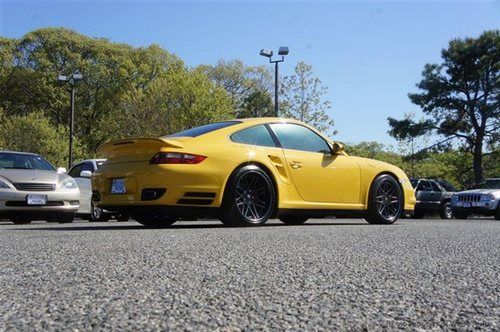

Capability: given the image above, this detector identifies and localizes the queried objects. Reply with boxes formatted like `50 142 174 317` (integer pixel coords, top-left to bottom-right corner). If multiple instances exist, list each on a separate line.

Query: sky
1 1 499 146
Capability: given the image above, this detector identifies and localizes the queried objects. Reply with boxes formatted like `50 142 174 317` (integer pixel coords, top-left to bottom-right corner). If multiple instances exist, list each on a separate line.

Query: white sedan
68 159 128 222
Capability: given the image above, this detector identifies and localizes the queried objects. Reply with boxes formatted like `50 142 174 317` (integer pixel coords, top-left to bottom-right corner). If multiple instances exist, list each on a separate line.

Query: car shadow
5 220 373 231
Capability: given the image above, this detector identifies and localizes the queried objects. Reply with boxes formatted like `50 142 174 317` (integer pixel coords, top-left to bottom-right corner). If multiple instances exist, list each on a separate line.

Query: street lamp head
58 75 68 82
278 46 289 56
259 49 273 58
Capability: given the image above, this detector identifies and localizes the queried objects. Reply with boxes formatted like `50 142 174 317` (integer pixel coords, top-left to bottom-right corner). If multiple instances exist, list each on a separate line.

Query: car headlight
451 194 459 202
480 194 494 201
0 179 11 189
59 178 78 190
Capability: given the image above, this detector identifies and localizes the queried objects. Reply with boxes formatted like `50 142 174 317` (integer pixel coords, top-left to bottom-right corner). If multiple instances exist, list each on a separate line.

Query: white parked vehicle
451 178 500 220
68 159 128 222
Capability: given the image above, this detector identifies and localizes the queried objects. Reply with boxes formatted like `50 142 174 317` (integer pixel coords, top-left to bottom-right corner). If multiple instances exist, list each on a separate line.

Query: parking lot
0 218 499 330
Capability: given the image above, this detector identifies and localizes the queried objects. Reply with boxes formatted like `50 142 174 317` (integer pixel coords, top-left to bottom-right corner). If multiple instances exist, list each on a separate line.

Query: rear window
166 121 241 138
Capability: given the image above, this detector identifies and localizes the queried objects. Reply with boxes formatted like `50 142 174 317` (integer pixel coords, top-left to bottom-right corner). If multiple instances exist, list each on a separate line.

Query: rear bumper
92 163 224 208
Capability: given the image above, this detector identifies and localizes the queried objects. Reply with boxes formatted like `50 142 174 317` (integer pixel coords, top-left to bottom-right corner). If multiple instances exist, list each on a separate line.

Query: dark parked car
410 178 457 219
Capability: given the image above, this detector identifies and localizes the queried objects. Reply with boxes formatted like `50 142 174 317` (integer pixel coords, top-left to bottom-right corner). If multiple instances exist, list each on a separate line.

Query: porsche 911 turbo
92 118 416 227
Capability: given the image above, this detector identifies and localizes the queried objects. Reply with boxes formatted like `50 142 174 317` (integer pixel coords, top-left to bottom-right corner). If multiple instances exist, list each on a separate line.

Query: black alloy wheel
440 202 453 219
134 213 178 228
220 165 275 226
90 202 110 222
366 174 403 224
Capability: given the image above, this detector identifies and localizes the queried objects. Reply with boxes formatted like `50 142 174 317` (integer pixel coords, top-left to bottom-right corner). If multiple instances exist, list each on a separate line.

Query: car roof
0 150 40 156
73 159 106 164
236 117 304 125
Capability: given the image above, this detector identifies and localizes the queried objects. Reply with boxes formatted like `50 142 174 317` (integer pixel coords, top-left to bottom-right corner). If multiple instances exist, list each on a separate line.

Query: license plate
27 194 47 206
463 202 472 208
110 178 126 194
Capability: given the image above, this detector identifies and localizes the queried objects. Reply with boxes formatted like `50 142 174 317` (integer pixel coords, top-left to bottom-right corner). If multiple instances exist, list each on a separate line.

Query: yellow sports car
92 118 416 227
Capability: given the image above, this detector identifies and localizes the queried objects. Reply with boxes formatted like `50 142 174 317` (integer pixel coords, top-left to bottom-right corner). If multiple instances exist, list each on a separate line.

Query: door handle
290 161 302 169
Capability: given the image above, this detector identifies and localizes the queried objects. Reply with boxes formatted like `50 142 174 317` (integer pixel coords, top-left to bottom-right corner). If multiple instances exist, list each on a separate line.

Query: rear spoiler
98 138 184 158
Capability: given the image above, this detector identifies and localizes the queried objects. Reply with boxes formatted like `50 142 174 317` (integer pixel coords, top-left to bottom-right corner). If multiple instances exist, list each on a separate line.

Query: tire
453 211 468 219
279 216 308 225
494 207 499 220
90 203 110 222
220 165 276 227
116 214 130 222
10 216 31 225
365 174 403 225
439 202 453 219
134 214 178 228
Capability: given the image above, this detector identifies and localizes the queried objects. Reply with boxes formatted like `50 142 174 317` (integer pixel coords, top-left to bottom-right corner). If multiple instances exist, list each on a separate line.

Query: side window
82 162 94 173
270 123 331 153
68 164 83 178
416 180 431 191
230 125 277 148
430 181 441 192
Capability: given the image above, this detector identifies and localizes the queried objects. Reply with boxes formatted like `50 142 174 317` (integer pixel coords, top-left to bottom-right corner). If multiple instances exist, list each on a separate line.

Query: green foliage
0 110 83 167
280 62 336 136
199 59 273 117
0 28 232 165
388 30 499 184
238 90 274 118
105 68 232 139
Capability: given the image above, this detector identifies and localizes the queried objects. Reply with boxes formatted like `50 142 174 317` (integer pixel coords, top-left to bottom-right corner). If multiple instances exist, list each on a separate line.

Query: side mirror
57 167 67 174
331 142 345 154
80 170 92 178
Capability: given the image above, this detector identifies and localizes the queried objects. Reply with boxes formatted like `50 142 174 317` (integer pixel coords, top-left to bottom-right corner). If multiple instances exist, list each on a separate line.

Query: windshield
0 152 56 171
166 121 241 138
474 179 500 190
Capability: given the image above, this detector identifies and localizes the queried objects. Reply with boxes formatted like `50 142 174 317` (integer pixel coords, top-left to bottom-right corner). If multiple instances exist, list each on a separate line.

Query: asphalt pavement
0 218 499 331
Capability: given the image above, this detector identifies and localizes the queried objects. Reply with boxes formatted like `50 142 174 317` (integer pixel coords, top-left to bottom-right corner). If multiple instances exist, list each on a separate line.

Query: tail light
149 152 207 164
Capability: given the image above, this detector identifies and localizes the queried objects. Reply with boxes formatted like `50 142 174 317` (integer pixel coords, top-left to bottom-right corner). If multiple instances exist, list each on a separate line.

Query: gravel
0 218 499 330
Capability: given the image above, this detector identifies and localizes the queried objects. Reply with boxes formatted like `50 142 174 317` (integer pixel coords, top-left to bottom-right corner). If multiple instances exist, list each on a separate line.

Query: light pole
58 72 83 169
259 46 289 117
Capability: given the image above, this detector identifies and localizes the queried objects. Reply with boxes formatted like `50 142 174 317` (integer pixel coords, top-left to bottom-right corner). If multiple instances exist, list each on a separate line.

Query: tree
0 28 184 152
199 59 273 117
238 90 274 118
388 30 499 184
280 62 336 135
0 28 233 158
0 111 82 167
105 68 232 139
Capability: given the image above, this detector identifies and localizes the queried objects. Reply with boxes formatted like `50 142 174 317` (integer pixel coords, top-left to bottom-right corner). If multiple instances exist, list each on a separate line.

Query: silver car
0 151 80 224
451 178 500 220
